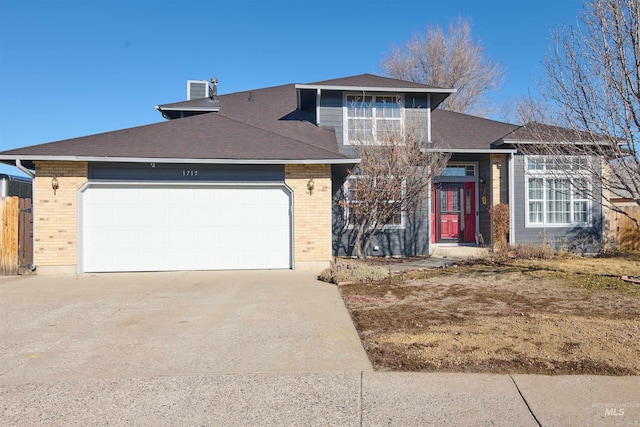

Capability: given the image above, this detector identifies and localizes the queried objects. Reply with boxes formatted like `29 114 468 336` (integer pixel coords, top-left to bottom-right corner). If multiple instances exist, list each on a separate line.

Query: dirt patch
339 253 640 375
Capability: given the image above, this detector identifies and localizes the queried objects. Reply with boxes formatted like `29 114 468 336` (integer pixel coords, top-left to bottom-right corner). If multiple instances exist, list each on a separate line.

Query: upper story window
525 156 592 227
345 94 403 144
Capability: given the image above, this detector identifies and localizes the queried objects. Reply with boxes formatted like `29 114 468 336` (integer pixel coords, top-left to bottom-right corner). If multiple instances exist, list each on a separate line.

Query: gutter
424 148 518 154
1 155 360 166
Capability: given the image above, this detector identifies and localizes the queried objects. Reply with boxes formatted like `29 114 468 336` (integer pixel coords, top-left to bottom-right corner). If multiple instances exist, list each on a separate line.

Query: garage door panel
81 186 291 272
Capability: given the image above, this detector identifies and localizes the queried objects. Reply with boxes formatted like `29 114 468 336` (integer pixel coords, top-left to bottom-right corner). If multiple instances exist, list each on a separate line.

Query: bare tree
503 92 559 126
381 17 505 116
341 97 450 258
517 0 640 226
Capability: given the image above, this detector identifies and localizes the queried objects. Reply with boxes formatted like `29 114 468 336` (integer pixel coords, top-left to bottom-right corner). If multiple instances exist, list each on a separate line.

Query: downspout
16 159 36 272
508 153 515 245
426 94 432 142
426 94 432 253
427 176 432 255
316 88 321 126
16 159 35 178
601 157 607 251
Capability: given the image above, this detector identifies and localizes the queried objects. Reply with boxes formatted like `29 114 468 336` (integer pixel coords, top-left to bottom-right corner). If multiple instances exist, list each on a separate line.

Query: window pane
573 201 588 223
375 96 401 118
529 201 542 223
440 166 467 177
574 178 588 199
440 190 448 212
347 177 358 202
348 118 373 141
347 95 373 116
529 178 543 200
348 205 358 226
546 179 571 224
451 190 460 212
528 158 544 170
390 212 402 225
376 119 402 142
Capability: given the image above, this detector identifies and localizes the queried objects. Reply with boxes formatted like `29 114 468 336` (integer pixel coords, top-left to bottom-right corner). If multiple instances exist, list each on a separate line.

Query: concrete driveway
0 270 371 384
3 271 639 426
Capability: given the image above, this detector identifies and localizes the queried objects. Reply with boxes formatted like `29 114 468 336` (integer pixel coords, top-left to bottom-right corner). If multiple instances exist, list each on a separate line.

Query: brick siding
491 154 508 206
285 164 332 265
33 161 88 269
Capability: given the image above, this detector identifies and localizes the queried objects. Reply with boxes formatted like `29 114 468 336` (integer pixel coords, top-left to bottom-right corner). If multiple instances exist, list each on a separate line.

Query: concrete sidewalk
2 372 638 426
387 245 490 273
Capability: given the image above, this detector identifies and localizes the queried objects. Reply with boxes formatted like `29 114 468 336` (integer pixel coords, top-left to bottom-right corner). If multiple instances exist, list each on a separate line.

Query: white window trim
343 175 405 230
524 156 592 228
343 93 404 145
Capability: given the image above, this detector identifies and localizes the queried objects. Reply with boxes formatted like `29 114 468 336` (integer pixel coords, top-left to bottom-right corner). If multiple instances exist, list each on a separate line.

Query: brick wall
491 154 508 206
285 164 332 268
34 161 88 272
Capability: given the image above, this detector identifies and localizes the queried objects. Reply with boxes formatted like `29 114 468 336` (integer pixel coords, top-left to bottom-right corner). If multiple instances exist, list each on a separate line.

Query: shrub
508 243 555 259
319 262 389 284
491 203 510 252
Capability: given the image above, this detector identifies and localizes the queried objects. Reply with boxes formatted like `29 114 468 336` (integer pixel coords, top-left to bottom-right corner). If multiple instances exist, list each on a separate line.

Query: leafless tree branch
381 17 505 116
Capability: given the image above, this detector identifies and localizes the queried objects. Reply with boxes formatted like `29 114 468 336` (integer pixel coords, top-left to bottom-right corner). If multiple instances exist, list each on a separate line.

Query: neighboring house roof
431 109 519 150
608 161 640 202
0 83 353 169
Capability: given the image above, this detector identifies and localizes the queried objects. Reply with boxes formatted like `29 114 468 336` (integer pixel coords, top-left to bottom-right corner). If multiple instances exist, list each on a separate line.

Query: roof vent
187 78 218 100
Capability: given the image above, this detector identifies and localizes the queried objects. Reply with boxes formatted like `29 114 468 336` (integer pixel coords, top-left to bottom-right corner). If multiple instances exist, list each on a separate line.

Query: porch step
431 246 489 260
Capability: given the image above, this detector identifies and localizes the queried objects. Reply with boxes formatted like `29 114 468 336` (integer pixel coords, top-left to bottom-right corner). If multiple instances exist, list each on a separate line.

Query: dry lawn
339 252 640 375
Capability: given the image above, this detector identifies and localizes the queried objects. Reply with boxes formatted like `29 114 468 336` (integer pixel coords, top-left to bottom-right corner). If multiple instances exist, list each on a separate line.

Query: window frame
343 175 405 229
343 93 404 145
524 156 592 228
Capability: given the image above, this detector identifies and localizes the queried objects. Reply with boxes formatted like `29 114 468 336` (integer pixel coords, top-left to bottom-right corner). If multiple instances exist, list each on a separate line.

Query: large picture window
344 175 403 228
525 157 591 226
345 94 403 144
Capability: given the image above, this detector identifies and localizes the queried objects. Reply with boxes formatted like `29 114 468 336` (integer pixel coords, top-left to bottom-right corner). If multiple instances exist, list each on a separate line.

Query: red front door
433 183 476 243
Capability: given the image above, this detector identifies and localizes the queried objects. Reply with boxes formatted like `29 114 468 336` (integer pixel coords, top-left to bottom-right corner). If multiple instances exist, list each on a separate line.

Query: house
0 74 606 274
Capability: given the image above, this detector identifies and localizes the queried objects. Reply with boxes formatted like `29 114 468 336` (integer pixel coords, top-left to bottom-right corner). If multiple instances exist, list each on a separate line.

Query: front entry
432 182 476 243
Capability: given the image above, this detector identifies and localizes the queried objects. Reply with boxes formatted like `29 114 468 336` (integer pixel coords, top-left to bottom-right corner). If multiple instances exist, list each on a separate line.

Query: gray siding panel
319 90 345 149
332 181 430 257
89 163 285 182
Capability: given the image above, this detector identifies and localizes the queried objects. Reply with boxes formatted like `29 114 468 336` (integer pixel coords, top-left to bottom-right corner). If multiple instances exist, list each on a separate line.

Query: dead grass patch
340 253 640 375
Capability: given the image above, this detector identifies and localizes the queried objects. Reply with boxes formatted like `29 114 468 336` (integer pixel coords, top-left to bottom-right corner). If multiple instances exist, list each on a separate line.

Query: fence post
1 197 19 275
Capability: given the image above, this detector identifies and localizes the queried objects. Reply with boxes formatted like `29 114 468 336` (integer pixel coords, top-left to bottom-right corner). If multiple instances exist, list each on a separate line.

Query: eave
0 155 360 171
295 83 456 95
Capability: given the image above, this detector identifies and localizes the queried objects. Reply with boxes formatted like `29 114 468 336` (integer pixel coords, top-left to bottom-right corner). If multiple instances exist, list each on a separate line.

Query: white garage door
80 184 292 273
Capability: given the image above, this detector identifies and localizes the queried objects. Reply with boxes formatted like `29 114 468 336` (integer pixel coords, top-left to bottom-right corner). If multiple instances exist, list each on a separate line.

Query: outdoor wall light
51 175 59 195
307 178 315 195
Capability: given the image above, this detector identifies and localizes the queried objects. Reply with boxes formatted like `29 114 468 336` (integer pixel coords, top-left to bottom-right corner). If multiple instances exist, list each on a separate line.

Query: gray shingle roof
306 73 448 90
1 83 349 165
431 110 519 150
502 122 596 143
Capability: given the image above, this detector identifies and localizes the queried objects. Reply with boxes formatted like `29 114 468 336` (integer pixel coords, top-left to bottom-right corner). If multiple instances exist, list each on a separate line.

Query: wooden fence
610 206 640 251
1 197 33 275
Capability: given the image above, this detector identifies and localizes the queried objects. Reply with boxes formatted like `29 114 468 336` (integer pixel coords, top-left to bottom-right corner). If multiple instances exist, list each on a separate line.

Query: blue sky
0 0 584 176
